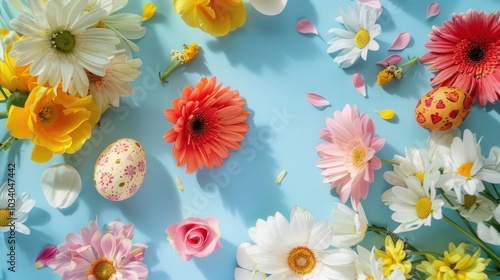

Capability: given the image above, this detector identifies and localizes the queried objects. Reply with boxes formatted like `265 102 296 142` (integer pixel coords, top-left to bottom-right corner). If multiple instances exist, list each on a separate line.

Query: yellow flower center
37 104 58 125
366 277 375 280
352 145 367 169
376 69 395 86
287 247 316 275
51 31 75 52
457 162 473 179
89 259 116 280
355 29 371 49
86 68 111 91
415 172 425 184
0 209 12 226
181 43 199 64
463 194 477 210
415 197 432 219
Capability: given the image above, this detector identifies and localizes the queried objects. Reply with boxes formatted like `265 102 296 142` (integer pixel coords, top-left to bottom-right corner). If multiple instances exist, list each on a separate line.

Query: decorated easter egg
94 138 146 201
414 87 474 131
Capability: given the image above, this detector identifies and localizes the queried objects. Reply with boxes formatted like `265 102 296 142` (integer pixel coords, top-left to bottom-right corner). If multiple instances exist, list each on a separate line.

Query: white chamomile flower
9 0 119 95
234 242 267 280
382 170 444 233
246 207 358 279
69 53 142 114
327 0 381 68
331 203 368 248
355 245 406 280
86 0 147 52
383 147 439 188
439 129 500 200
0 181 35 235
426 129 460 162
477 223 500 246
440 189 496 224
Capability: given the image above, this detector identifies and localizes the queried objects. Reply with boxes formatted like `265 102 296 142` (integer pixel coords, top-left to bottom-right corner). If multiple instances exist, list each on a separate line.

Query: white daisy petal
41 164 82 209
249 0 287 16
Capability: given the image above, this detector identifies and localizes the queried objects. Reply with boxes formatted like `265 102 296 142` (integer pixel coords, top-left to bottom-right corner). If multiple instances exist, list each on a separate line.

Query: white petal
41 164 82 209
237 243 258 271
477 223 500 245
249 0 287 16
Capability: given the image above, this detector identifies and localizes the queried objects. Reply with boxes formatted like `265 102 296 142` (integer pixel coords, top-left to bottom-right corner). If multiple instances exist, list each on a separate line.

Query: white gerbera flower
382 170 444 233
327 0 381 68
86 0 146 52
383 148 439 188
9 0 119 94
331 203 368 248
439 189 496 223
355 245 406 280
0 181 35 235
439 129 500 200
246 207 358 279
234 242 267 280
69 53 142 114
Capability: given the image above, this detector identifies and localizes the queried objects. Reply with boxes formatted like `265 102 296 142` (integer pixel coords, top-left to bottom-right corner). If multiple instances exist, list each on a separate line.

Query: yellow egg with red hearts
414 87 475 131
94 138 146 201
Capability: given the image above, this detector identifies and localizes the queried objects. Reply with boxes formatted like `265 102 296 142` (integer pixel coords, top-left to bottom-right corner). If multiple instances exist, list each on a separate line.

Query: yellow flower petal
275 169 287 184
176 176 184 192
376 109 396 120
142 3 156 21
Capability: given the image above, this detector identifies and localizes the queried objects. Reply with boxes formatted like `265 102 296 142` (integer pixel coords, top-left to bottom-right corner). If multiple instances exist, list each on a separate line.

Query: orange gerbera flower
173 0 246 36
163 76 250 174
6 86 99 163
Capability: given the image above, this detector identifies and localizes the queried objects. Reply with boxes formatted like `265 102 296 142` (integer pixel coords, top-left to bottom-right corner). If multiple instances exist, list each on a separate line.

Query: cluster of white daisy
382 128 500 244
8 0 148 115
234 206 407 280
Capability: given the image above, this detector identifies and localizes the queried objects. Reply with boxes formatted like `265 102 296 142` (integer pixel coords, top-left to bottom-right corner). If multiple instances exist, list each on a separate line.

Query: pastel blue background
2 0 500 279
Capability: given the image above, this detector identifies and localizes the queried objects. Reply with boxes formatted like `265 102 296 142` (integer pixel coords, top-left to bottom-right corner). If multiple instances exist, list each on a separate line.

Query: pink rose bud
35 245 57 268
166 217 222 261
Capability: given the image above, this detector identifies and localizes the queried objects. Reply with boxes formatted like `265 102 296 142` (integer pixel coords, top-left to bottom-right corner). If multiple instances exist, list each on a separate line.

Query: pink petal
358 0 381 9
306 92 331 108
296 19 318 35
427 3 440 19
352 73 366 97
35 245 57 269
388 32 411 51
376 54 402 66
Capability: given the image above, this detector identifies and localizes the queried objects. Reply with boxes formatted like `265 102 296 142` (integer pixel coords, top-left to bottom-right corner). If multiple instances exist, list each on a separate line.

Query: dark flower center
467 45 485 63
189 114 208 137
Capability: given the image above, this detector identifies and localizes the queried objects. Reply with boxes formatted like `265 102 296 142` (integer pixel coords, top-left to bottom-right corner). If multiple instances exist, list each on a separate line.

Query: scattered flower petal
376 54 403 66
359 0 381 9
306 92 331 108
249 0 287 16
35 245 57 269
388 32 411 50
376 109 396 120
427 2 440 19
296 19 318 35
275 169 287 184
142 3 156 21
41 164 82 209
176 176 184 192
352 73 366 97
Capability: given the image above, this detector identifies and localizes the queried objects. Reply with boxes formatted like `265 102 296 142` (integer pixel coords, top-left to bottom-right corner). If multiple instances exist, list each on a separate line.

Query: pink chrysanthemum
420 9 500 107
316 104 385 210
163 76 250 174
48 220 148 280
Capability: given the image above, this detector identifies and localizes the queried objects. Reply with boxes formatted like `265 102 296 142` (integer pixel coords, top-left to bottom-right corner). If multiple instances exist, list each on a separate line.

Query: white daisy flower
331 203 368 248
383 147 439 188
234 242 267 280
9 0 119 95
382 170 444 233
0 181 35 235
426 129 460 162
355 245 406 280
86 0 147 52
439 129 500 200
246 207 358 279
439 189 496 224
327 0 381 68
69 53 142 114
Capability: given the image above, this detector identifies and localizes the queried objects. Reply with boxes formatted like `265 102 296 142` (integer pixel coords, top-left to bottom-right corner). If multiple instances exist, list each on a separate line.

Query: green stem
492 183 500 200
486 270 500 277
401 57 419 76
0 111 7 119
0 85 8 101
160 60 181 85
380 158 400 165
443 214 500 267
0 136 13 150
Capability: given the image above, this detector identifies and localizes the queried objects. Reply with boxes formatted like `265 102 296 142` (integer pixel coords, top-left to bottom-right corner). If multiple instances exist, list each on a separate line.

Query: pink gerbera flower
163 76 250 174
316 104 385 210
48 220 148 280
420 9 500 107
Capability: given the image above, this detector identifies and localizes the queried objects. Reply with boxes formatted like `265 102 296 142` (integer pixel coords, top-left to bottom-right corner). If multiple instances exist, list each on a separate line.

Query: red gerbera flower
420 10 500 107
164 77 250 174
